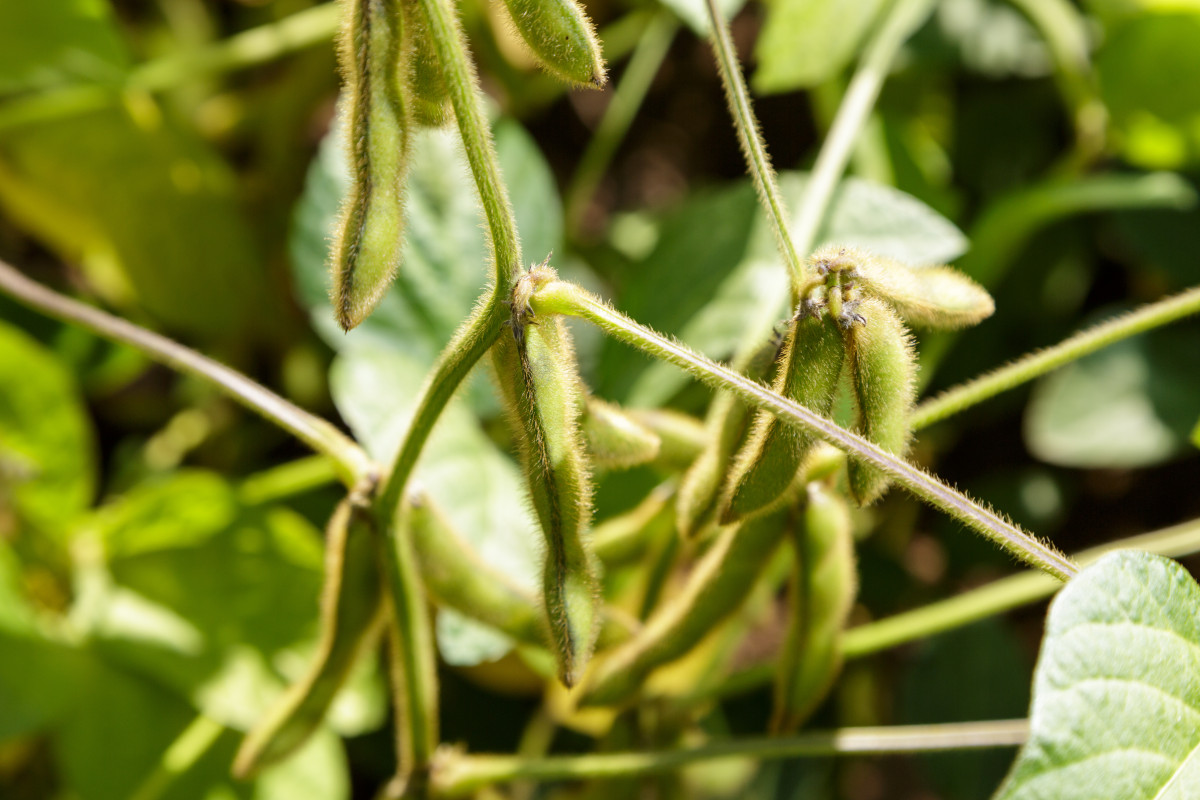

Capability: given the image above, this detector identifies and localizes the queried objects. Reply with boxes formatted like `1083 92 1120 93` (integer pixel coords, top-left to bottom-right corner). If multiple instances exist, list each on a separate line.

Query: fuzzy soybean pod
498 0 606 87
625 408 707 471
771 482 857 733
845 297 918 505
233 494 385 778
492 267 601 687
400 0 451 126
580 510 790 707
675 333 783 538
720 313 846 524
810 245 994 329
580 395 661 470
329 0 412 331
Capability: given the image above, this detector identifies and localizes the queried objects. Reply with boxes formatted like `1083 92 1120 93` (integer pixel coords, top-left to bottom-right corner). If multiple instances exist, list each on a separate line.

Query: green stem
377 296 508 519
416 0 523 293
430 719 1028 795
239 454 340 505
913 284 1200 429
565 12 678 236
788 0 937 260
532 280 1078 581
843 514 1200 658
129 715 225 800
380 501 440 785
0 258 372 487
706 0 804 292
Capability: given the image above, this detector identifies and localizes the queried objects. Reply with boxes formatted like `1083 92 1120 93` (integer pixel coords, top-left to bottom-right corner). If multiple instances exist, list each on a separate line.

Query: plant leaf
994 550 1200 799
754 0 887 93
0 320 96 536
0 0 129 94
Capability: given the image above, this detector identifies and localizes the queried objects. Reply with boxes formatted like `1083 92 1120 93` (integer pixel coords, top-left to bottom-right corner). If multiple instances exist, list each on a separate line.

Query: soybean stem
416 0 523 294
706 0 804 291
129 715 226 800
431 719 1028 795
0 258 373 487
912 284 1200 429
532 280 1078 582
239 454 340 505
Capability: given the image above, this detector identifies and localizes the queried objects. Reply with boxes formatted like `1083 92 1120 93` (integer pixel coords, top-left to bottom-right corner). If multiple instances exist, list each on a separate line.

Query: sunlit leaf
754 0 887 92
995 551 1200 799
0 320 95 535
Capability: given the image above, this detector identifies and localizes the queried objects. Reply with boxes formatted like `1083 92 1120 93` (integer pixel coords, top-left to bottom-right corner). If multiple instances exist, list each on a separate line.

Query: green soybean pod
592 481 675 566
581 395 661 470
492 266 601 687
845 297 917 505
400 0 451 126
330 0 412 332
233 494 385 777
771 482 857 733
580 510 790 707
498 0 606 87
676 333 783 538
721 313 846 523
626 408 707 472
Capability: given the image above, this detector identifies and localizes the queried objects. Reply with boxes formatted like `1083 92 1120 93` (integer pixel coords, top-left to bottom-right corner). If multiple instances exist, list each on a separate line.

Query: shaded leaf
0 104 264 337
0 0 129 95
1024 325 1200 468
995 551 1200 799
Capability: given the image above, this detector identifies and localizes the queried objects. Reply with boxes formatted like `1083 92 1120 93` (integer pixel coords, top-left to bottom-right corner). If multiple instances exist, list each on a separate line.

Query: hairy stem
532 279 1078 581
844 514 1200 657
0 258 372 487
416 0 523 293
706 0 804 292
377 296 508 518
431 719 1028 795
913 284 1200 429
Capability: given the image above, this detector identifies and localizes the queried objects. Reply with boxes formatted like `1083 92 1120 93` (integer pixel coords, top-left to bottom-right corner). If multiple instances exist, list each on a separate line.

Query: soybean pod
580 510 790 707
330 0 413 331
492 265 601 687
498 0 606 87
771 482 857 733
400 0 452 125
720 312 845 523
844 297 917 505
676 331 783 538
580 394 661 470
233 492 385 777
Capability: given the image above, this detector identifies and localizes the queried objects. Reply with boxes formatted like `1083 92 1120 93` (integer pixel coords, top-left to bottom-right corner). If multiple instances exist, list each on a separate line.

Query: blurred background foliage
1 0 1199 798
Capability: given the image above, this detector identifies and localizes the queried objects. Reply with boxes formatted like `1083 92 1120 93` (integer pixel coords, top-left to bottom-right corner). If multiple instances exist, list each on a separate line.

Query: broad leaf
754 0 887 93
84 471 383 735
0 0 129 95
1024 325 1200 468
995 551 1200 799
0 320 96 535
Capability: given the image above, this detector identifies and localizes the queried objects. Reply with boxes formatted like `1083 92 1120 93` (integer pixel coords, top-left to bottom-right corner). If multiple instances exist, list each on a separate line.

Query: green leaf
0 104 265 337
0 630 89 740
0 0 129 95
83 471 383 735
1023 325 1200 468
995 551 1200 799
1096 12 1200 169
754 0 887 93
614 174 968 406
0 319 96 535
